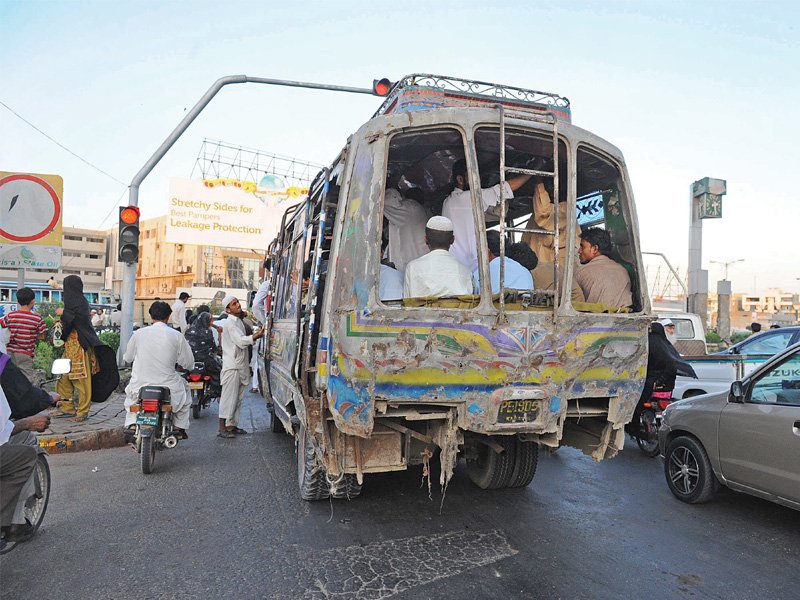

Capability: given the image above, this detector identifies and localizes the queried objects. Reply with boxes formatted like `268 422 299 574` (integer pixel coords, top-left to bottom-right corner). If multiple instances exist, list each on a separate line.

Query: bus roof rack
372 74 571 122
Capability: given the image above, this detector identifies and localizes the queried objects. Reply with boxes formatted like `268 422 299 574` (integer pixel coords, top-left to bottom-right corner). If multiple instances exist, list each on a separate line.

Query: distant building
708 288 800 331
0 226 109 291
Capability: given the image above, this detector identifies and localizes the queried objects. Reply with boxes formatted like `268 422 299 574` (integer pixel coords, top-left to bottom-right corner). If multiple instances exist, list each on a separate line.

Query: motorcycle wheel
141 435 156 474
191 390 201 419
635 408 660 458
0 455 51 555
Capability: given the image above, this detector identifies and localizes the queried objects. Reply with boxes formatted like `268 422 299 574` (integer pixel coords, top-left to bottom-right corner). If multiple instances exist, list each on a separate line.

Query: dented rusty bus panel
317 107 650 459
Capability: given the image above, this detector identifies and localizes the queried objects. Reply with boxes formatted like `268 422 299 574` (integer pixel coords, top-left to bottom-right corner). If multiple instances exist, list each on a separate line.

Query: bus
0 281 117 317
261 74 651 501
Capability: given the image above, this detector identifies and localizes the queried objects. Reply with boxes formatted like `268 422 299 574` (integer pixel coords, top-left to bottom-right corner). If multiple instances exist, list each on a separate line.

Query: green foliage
705 329 722 343
731 331 751 344
36 302 62 321
99 330 120 352
34 340 62 378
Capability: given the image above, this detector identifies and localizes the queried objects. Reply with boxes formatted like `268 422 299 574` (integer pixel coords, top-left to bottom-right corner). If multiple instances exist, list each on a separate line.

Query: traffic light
372 78 393 96
118 205 140 263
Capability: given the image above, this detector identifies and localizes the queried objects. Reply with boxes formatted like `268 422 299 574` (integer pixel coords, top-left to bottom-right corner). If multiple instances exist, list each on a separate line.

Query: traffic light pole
119 75 378 364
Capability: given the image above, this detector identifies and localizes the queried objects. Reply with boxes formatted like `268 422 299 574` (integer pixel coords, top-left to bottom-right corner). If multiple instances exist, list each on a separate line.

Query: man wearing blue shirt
473 231 534 293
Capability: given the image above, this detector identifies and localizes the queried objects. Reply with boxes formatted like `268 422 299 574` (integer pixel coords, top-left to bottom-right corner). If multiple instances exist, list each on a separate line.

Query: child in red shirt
0 287 46 384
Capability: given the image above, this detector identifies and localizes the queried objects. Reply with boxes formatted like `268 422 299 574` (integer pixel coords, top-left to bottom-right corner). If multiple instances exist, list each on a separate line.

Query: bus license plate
497 399 540 424
136 413 159 426
188 382 204 390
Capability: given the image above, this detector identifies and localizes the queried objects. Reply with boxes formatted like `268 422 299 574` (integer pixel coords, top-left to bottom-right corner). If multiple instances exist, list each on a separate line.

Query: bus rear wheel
467 435 517 490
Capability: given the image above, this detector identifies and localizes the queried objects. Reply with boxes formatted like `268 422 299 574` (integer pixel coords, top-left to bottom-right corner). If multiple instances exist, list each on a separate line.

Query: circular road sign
0 174 61 242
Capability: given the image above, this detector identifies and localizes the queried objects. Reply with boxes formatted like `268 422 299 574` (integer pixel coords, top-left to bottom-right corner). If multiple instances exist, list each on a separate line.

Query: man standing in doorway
218 295 264 438
171 292 191 333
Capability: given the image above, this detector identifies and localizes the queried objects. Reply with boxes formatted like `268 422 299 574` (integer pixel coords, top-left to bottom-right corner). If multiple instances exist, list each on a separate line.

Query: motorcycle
183 360 217 419
630 389 673 458
0 358 70 553
130 386 178 474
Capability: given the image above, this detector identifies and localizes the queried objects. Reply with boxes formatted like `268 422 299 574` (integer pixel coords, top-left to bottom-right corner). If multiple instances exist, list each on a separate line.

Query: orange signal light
120 206 140 224
373 78 392 96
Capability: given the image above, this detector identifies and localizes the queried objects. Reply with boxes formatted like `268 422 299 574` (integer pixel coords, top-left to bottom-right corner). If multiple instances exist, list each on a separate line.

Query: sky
1 0 798 294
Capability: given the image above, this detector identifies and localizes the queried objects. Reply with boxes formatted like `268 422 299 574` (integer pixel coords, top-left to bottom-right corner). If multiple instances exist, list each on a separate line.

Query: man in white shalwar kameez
442 159 532 271
123 301 195 437
218 295 264 438
383 187 429 272
403 216 473 298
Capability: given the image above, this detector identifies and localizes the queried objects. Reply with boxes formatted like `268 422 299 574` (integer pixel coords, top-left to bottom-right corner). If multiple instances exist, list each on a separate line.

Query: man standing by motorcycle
218 295 264 438
122 301 195 438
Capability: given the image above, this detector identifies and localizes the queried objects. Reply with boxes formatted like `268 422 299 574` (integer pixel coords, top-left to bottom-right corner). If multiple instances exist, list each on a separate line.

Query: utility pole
709 258 742 342
119 75 385 363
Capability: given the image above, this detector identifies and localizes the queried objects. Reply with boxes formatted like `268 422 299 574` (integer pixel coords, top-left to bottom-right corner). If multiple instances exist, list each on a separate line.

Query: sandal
50 410 77 418
69 416 88 422
229 427 248 435
217 430 235 439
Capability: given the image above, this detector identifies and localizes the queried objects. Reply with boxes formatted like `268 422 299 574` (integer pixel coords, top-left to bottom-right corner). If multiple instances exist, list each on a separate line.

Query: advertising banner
0 171 63 269
166 177 302 249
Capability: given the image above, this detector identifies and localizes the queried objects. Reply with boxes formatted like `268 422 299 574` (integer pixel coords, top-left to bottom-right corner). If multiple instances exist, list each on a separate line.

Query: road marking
299 529 517 599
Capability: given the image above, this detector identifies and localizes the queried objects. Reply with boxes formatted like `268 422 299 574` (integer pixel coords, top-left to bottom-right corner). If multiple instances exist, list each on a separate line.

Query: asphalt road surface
2 392 799 599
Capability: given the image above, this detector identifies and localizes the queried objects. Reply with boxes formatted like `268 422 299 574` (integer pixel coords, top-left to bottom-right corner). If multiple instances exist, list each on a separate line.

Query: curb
37 427 127 454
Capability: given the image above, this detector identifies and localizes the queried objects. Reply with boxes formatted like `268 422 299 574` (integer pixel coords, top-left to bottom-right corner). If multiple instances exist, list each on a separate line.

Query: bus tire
297 422 329 501
467 435 517 490
331 474 362 500
507 439 539 488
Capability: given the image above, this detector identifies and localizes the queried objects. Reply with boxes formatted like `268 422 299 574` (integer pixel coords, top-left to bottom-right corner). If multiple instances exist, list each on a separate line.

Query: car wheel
664 435 719 504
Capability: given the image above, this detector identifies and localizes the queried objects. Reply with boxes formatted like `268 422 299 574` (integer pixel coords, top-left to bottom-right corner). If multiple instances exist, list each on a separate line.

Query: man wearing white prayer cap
217 295 264 438
403 216 473 298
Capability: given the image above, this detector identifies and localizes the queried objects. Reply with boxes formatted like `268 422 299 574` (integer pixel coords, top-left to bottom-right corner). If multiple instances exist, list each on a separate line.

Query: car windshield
739 331 795 354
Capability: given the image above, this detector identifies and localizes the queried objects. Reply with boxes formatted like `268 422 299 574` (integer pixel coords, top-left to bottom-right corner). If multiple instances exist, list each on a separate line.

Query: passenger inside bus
383 185 428 271
575 227 632 308
473 231 533 294
402 216 472 299
443 158 532 272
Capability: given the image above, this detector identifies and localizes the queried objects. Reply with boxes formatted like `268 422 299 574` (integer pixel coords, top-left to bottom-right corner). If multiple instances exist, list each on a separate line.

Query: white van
655 311 707 356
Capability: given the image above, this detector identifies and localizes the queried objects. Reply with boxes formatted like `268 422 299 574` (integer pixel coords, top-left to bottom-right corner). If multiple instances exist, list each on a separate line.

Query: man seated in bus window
473 231 533 294
383 186 428 272
403 217 472 299
442 159 532 271
575 227 632 308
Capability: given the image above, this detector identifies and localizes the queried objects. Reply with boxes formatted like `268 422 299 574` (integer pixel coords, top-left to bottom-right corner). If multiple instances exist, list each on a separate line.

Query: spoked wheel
467 436 517 490
0 454 51 555
297 422 329 501
140 435 156 474
664 435 719 504
635 408 660 457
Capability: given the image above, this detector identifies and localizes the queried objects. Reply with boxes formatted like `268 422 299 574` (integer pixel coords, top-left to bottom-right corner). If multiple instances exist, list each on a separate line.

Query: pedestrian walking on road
0 288 47 384
53 276 119 422
218 295 263 438
171 292 190 333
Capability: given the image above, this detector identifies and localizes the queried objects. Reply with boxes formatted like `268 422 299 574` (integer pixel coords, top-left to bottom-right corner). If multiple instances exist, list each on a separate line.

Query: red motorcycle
632 389 673 457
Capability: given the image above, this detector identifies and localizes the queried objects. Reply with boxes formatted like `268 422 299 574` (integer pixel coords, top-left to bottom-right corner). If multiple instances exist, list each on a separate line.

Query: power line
0 99 127 186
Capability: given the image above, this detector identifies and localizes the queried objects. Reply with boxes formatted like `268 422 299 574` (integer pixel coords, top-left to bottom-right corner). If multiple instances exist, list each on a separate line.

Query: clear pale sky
1 0 798 293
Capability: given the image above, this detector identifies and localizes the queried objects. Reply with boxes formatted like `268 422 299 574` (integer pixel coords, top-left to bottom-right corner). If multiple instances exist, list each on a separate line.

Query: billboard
166 177 306 249
0 171 63 269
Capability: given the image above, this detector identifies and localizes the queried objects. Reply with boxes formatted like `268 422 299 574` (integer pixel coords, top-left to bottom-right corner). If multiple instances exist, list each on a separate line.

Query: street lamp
710 258 744 281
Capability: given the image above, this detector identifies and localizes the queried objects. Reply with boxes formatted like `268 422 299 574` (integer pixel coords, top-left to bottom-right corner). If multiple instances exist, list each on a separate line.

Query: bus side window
574 147 641 312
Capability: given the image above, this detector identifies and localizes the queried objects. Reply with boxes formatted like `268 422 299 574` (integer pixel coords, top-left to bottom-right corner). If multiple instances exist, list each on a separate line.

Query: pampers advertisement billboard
165 177 307 248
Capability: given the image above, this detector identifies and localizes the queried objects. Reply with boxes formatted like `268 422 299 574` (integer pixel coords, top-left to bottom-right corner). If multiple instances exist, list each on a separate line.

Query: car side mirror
729 381 745 403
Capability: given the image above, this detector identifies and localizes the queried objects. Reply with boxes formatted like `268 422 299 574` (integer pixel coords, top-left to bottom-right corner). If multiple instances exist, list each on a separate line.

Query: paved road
2 392 799 599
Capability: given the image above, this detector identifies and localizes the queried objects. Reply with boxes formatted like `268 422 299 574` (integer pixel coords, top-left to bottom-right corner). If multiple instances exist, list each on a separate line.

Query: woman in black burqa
184 311 221 394
52 275 119 421
629 321 697 433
